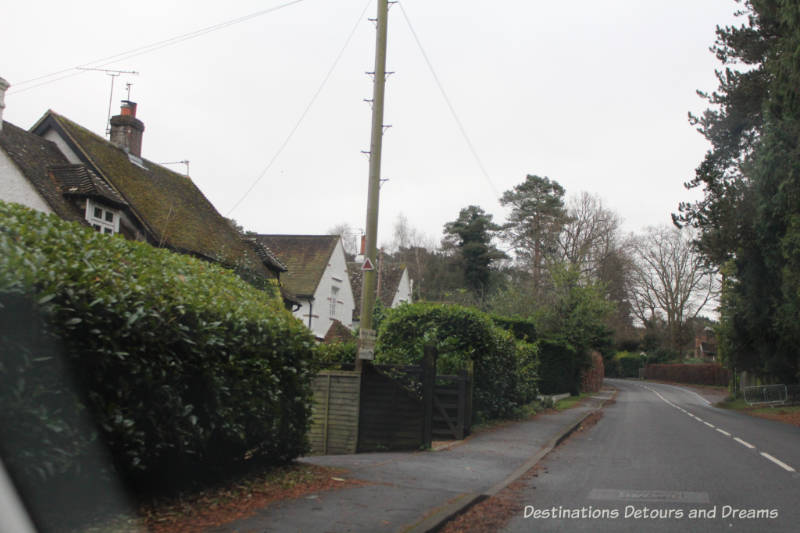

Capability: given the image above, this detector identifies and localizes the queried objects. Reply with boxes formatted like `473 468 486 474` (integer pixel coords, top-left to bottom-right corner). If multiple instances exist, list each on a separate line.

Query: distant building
253 235 356 339
347 259 413 328
694 327 717 361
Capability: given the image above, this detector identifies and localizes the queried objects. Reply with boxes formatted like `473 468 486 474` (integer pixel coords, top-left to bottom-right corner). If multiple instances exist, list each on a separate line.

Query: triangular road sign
362 258 375 271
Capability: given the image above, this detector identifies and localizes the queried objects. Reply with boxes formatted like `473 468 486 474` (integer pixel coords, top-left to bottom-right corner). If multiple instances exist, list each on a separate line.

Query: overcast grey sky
2 1 740 250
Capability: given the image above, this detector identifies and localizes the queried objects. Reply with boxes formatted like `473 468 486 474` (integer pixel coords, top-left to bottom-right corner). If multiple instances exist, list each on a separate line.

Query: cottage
0 77 289 301
253 235 356 339
347 260 413 328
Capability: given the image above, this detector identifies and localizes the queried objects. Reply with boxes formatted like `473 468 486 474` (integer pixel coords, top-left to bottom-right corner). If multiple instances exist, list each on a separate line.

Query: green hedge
515 341 540 404
376 302 536 420
0 201 315 494
537 338 585 395
490 314 537 343
615 351 644 378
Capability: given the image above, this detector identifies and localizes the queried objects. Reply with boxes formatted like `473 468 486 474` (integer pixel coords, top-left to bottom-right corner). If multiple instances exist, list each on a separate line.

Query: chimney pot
120 100 137 118
0 76 9 132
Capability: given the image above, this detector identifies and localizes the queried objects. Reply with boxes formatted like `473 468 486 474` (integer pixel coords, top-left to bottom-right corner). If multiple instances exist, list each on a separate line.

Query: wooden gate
422 347 473 444
431 371 472 440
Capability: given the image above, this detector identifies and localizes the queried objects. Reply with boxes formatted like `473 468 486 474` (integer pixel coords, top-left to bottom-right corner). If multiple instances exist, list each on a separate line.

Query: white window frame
329 285 340 317
85 199 120 235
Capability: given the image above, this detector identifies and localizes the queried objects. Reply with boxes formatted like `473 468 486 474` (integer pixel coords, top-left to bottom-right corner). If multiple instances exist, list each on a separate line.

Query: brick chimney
109 100 144 157
0 76 9 132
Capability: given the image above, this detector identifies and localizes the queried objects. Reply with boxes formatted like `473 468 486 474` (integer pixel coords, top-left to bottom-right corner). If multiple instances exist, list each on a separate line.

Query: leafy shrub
0 201 315 493
376 302 524 420
313 341 357 370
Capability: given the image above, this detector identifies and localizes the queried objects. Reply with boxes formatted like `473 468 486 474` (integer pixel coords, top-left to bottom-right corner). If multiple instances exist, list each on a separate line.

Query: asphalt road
502 379 800 532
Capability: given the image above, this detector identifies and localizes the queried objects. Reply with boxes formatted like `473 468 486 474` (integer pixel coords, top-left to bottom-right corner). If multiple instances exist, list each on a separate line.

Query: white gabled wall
0 149 53 213
294 238 356 339
311 238 356 338
391 268 413 308
41 129 82 164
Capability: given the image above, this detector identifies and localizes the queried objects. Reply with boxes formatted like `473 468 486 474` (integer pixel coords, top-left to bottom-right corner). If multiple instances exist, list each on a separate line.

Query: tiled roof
323 319 355 344
49 164 127 208
347 261 407 317
246 237 287 272
0 120 83 223
36 111 272 277
254 235 339 298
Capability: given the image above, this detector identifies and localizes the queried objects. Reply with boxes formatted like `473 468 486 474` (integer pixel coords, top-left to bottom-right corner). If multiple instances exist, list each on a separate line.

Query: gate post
422 344 436 448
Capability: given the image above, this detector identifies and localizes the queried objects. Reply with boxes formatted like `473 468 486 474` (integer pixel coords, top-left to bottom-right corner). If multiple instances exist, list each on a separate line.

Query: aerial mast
357 0 391 370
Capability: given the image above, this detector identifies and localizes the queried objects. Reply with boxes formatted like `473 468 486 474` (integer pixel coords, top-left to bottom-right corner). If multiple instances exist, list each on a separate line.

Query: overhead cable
397 1 499 197
226 0 374 216
10 0 307 95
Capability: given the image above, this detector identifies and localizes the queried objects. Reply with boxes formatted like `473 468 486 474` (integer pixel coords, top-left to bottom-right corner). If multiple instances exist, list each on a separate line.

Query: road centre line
760 452 796 472
637 383 797 474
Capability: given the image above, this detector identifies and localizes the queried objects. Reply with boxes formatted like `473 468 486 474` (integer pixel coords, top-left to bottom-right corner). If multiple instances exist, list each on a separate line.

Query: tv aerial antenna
76 67 139 134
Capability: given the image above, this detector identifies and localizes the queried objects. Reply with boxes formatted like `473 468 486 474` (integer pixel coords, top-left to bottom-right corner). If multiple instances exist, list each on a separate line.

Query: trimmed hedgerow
613 351 644 378
515 340 540 404
0 201 315 492
376 302 536 420
490 314 538 343
643 363 729 386
537 338 585 395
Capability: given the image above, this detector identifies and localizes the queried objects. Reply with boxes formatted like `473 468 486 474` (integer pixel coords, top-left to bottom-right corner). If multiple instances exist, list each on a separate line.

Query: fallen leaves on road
440 410 606 533
439 465 544 533
81 463 367 533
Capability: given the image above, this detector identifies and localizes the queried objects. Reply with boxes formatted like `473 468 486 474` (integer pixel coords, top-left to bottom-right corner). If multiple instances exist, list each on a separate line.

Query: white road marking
632 382 796 475
760 452 796 472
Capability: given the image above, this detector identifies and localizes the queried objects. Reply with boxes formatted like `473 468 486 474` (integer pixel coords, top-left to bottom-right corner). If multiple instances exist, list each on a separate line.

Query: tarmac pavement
213 388 615 533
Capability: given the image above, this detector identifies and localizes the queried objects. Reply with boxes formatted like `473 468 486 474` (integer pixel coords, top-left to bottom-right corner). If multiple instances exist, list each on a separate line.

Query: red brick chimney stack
109 100 145 157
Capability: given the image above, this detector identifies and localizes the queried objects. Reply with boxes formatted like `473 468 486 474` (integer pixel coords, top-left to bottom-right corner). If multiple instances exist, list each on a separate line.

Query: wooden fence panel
309 370 361 455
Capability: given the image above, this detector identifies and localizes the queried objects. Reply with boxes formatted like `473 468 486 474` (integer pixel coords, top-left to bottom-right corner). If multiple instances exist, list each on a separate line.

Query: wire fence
743 384 788 405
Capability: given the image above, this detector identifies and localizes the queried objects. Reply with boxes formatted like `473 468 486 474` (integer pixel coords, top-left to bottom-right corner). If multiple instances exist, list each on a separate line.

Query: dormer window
85 199 120 235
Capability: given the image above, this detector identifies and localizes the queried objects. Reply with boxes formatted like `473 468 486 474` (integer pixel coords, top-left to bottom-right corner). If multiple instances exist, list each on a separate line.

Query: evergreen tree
442 205 507 299
500 175 569 292
677 0 800 382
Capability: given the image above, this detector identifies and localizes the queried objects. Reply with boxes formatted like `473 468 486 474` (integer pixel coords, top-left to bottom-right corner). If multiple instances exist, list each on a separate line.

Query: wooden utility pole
356 0 390 370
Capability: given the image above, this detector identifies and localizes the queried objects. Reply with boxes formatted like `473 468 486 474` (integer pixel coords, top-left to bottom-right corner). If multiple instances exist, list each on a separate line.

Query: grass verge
717 398 800 428
554 393 588 410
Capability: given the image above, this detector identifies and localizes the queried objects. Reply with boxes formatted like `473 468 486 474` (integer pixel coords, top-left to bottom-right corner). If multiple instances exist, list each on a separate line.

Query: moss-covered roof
37 111 270 277
347 261 407 317
0 120 83 223
254 235 339 298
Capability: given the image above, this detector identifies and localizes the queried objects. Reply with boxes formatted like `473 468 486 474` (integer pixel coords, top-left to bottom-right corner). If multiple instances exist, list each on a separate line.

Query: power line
226 0 374 216
396 1 499 197
9 0 307 95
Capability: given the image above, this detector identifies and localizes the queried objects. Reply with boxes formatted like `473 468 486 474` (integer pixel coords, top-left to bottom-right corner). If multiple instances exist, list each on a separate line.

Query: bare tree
557 192 622 278
327 222 360 257
630 226 719 353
